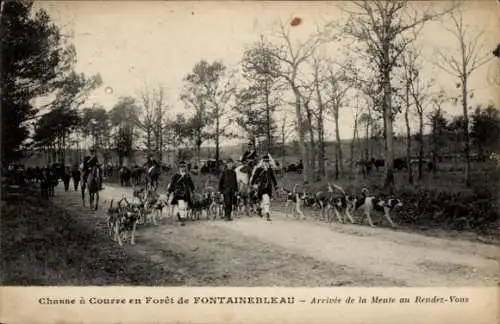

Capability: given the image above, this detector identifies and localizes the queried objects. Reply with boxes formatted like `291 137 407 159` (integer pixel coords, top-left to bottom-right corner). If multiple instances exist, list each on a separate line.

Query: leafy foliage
471 105 500 156
234 38 282 146
1 0 101 163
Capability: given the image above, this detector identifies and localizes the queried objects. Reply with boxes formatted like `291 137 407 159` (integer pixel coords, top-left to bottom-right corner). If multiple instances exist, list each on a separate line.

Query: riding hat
178 161 187 167
263 154 270 161
226 158 234 163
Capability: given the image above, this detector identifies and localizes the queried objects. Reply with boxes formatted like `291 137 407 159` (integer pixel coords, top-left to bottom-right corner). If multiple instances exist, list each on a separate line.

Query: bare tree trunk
334 109 343 178
404 84 414 184
317 114 325 177
265 82 272 153
364 122 369 161
461 76 471 187
314 67 326 177
215 116 220 163
304 102 316 179
382 62 395 192
334 140 339 180
293 87 309 183
431 110 440 177
281 123 286 168
418 110 424 180
350 118 358 179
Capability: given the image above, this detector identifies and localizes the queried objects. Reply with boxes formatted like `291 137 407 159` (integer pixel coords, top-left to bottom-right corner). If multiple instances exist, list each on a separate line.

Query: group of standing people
167 141 278 222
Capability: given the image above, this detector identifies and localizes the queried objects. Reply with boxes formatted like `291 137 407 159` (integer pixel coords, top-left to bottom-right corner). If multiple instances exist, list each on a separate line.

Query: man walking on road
219 158 238 221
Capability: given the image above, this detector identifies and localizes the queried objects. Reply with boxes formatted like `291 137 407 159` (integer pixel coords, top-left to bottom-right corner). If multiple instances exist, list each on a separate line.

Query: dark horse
119 166 132 186
82 165 100 210
146 164 161 191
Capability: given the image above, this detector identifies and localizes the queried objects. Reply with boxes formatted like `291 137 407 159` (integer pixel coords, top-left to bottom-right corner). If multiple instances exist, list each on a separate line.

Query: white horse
234 154 279 217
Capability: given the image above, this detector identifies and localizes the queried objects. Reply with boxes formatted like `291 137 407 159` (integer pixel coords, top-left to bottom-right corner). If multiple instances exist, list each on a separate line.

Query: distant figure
71 165 81 191
63 165 71 192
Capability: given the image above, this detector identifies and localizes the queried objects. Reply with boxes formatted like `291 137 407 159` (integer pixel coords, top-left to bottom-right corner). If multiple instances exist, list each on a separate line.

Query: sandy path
58 184 498 286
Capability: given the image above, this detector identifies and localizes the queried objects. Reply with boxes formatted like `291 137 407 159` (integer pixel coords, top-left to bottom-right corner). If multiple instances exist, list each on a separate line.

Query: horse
234 154 279 216
82 165 101 210
131 166 145 186
146 164 161 191
119 166 132 186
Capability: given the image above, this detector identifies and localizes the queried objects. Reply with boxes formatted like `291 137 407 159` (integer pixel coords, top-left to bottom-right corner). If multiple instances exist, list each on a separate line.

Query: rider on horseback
250 154 278 221
240 141 258 177
82 149 103 190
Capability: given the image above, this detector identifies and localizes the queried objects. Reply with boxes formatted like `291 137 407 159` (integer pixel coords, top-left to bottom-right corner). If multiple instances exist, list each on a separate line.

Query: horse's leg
95 191 99 210
89 191 94 210
81 183 86 206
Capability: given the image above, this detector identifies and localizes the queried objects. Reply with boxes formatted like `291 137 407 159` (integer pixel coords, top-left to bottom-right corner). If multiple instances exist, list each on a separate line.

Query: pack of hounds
106 182 403 247
105 186 255 246
280 183 403 228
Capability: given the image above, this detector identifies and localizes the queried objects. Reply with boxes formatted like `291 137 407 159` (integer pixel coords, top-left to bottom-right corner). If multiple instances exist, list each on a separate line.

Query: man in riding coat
240 141 258 176
241 141 258 163
167 161 195 216
250 154 278 221
82 149 103 190
218 158 238 221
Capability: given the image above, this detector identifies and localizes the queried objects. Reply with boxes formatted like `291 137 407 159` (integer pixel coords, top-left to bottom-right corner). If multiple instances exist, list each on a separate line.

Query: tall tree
311 55 328 177
153 85 168 162
234 86 267 137
1 0 101 164
81 105 110 154
326 64 352 179
138 84 156 155
435 5 493 186
338 0 452 191
266 20 326 183
428 93 448 175
240 36 282 152
33 107 80 163
109 96 141 165
181 60 234 163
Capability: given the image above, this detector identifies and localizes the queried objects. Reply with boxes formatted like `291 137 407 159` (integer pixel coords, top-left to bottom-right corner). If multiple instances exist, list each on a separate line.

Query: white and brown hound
352 188 402 227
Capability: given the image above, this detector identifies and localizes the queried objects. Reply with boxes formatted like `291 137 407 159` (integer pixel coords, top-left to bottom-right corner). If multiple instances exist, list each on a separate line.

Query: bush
396 188 499 232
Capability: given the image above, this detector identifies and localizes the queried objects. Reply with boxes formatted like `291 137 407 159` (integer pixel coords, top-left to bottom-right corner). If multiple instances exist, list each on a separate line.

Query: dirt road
53 184 499 286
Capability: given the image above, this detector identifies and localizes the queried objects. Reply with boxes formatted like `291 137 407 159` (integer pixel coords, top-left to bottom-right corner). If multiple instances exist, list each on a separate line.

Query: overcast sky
36 1 499 146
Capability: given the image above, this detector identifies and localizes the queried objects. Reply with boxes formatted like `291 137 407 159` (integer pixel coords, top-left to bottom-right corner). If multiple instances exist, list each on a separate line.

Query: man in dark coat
250 154 278 221
167 161 195 223
218 158 239 221
62 165 71 192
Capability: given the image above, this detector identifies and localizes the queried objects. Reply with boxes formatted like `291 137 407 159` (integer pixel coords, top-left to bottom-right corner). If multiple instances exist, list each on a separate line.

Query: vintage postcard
1 0 498 323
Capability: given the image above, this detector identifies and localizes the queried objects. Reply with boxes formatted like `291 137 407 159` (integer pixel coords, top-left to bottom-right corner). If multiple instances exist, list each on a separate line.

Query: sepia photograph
1 0 499 294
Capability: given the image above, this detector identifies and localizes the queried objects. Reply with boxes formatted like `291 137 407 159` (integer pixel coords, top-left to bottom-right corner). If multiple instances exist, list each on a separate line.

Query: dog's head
387 198 403 209
123 210 140 224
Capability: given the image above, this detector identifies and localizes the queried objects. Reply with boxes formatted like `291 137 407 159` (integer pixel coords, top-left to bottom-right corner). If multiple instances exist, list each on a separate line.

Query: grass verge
0 185 183 285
